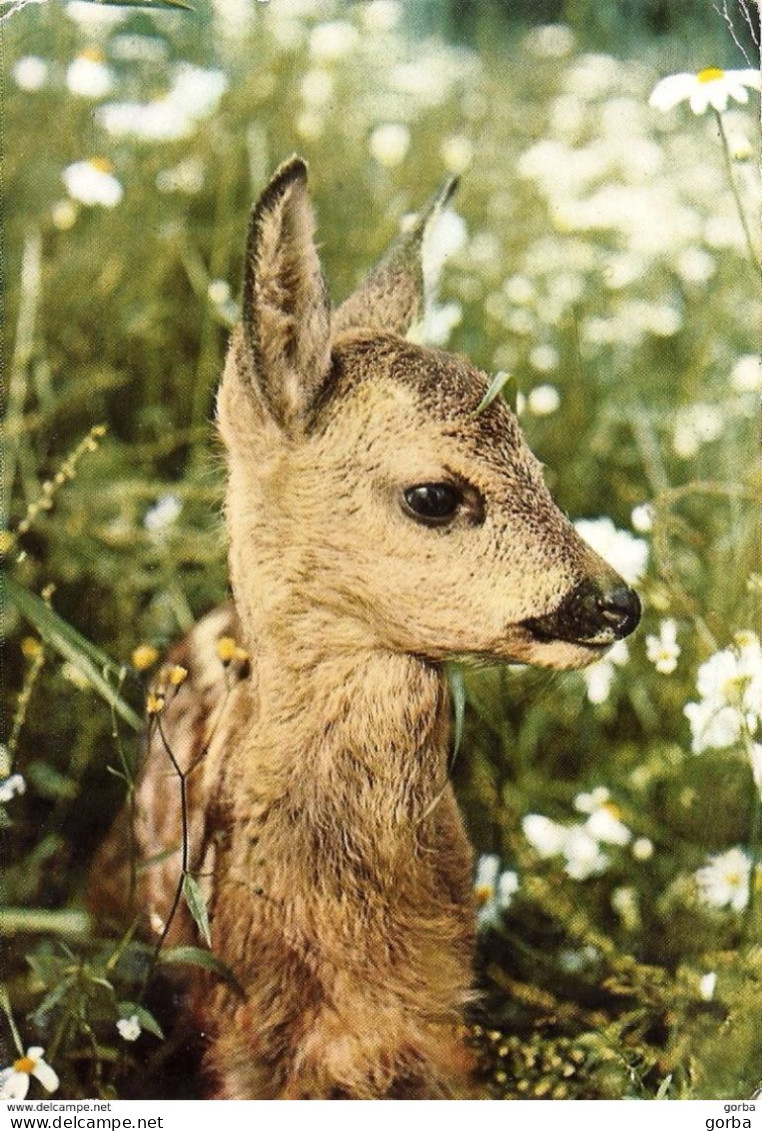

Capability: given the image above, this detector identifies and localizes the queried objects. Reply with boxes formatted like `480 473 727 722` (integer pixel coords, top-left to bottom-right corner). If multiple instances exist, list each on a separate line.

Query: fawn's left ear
242 155 332 432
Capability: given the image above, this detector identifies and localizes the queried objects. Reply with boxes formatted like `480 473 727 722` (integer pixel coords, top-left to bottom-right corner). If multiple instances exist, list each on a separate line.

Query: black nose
595 585 642 639
522 578 641 646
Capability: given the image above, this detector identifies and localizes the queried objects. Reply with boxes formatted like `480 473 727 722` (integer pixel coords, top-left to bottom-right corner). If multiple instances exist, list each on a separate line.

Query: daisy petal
0 1069 30 1100
31 1061 59 1094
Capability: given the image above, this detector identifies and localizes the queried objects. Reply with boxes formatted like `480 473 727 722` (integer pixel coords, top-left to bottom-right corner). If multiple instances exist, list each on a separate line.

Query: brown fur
91 157 639 1099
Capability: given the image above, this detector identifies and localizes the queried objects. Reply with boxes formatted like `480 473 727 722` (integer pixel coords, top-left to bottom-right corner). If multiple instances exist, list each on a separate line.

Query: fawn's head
218 157 640 669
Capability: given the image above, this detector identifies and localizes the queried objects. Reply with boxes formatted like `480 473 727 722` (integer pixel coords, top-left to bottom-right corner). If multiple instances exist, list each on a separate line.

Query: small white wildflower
630 503 654 534
649 67 761 115
66 51 114 99
170 65 227 118
685 700 743 753
528 344 559 373
522 813 568 857
527 383 560 416
685 633 762 752
583 639 628 705
575 787 631 846
66 0 125 29
360 0 401 32
504 275 535 305
309 21 360 63
12 56 48 91
369 123 411 168
116 1015 142 1042
574 786 610 814
675 247 715 286
0 773 26 803
584 657 616 704
730 354 760 393
699 972 717 1001
562 826 609 880
144 494 181 534
0 1048 59 1100
62 160 123 208
646 619 681 675
585 806 632 847
695 846 751 912
632 837 654 862
574 517 649 585
440 135 473 174
97 100 194 143
474 854 519 929
207 279 232 306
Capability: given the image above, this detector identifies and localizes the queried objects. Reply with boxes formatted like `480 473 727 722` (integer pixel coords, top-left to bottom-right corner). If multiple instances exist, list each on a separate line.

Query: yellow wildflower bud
132 644 159 671
146 692 165 716
0 530 16 555
216 636 237 664
168 664 188 687
21 637 43 661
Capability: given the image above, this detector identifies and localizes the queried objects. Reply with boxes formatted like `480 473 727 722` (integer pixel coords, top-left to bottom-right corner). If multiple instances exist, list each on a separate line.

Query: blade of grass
5 577 141 730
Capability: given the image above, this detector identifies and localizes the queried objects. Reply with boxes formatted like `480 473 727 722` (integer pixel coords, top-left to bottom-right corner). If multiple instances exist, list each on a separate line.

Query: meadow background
2 0 761 1101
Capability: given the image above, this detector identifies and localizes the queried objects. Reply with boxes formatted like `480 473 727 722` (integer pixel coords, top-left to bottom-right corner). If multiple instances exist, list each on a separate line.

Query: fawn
92 157 640 1099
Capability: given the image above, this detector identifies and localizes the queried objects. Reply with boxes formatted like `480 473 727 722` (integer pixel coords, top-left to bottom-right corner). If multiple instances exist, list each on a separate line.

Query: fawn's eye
402 483 463 526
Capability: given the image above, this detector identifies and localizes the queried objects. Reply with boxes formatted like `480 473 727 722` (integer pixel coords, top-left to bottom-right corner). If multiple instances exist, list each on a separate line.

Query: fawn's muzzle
523 578 641 647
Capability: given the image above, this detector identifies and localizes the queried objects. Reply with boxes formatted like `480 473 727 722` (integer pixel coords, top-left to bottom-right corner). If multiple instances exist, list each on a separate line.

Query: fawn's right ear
332 176 459 338
241 156 332 433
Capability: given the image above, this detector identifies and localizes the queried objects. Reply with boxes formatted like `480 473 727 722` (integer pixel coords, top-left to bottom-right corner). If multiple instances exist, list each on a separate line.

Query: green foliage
1 0 760 1101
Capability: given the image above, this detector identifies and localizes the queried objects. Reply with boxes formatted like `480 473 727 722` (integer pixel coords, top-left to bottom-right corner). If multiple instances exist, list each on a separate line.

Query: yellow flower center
604 802 622 820
89 157 115 174
697 68 725 84
168 665 188 687
475 885 493 906
132 644 159 671
216 636 237 663
80 47 105 62
13 1056 36 1074
146 692 165 715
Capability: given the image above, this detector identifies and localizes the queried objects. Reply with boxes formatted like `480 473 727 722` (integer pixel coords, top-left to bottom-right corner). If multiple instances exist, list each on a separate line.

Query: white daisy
62 159 123 208
649 68 761 115
695 846 752 912
645 619 681 675
0 773 26 803
474 854 519 929
574 517 649 585
0 1048 59 1100
66 50 114 99
116 1015 142 1042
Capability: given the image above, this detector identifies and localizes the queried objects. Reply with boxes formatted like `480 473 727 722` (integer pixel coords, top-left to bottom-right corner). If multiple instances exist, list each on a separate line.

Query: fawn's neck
236 634 453 877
